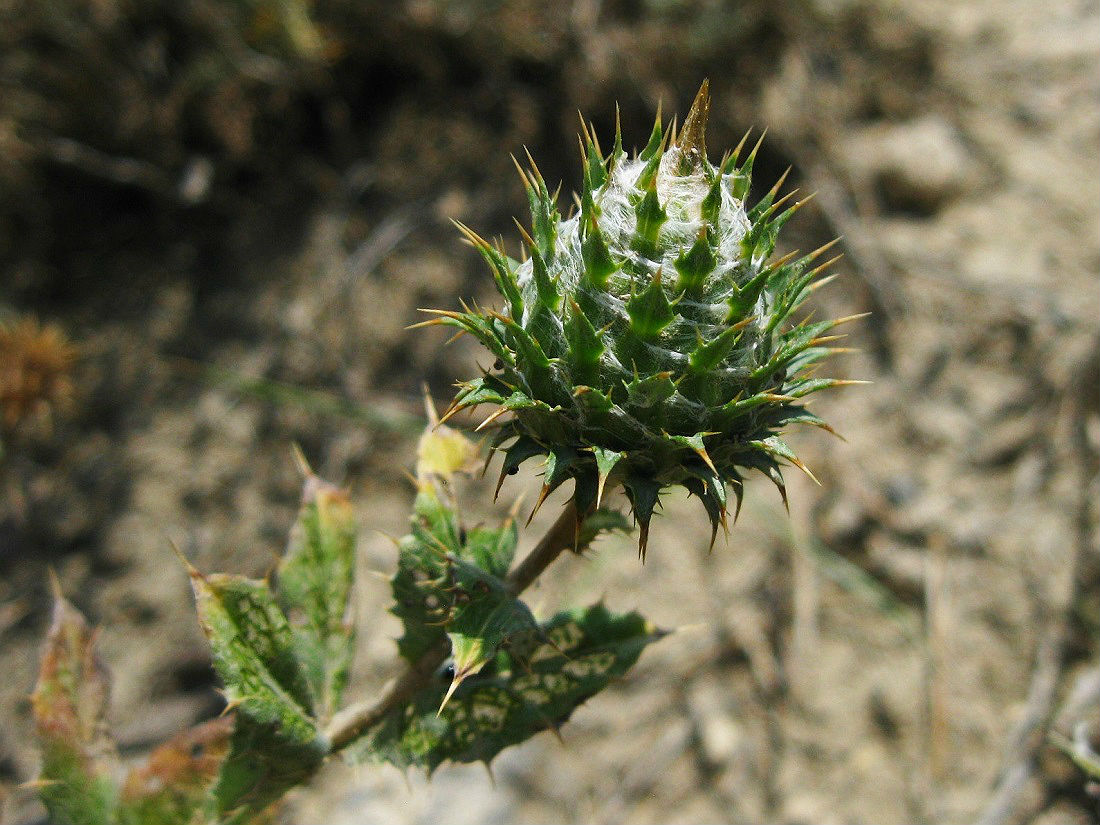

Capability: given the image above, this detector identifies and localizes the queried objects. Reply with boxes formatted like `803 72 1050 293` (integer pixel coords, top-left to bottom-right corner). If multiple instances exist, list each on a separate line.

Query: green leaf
462 520 519 579
349 603 666 773
592 446 624 507
410 482 464 556
444 556 540 699
522 164 558 259
31 593 119 825
390 531 451 664
630 183 667 260
701 175 723 224
277 476 357 723
529 247 561 312
688 324 743 373
624 371 676 408
450 376 509 413
190 571 326 819
625 268 674 339
391 489 521 665
726 266 769 322
638 109 664 162
480 242 525 320
581 218 617 289
623 474 662 560
495 435 548 497
674 230 716 293
564 298 604 385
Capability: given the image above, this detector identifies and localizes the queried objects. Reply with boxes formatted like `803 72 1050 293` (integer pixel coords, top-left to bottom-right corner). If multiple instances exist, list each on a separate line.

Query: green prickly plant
426 80 861 556
30 84 863 823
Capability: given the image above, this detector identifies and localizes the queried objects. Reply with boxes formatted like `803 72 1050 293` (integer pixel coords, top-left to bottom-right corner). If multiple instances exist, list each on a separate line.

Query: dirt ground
1 0 1098 823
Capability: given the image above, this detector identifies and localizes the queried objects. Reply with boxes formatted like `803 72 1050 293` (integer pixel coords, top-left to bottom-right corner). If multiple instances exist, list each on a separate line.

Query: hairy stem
325 497 580 752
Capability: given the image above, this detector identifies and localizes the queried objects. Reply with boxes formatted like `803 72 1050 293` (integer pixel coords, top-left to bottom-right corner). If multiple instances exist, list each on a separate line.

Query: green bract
429 81 858 556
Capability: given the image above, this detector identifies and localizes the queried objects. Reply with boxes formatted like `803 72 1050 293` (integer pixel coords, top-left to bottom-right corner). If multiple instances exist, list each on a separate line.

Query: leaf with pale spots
347 602 666 772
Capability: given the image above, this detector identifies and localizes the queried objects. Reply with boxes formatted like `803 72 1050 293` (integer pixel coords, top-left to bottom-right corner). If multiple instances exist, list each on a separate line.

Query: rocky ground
1 0 1097 823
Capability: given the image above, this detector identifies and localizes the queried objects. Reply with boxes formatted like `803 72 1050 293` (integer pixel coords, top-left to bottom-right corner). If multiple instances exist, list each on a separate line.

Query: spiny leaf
638 105 664 161
495 435 547 499
444 557 540 706
581 217 617 290
579 117 608 194
446 376 509 420
392 482 521 667
31 592 118 825
462 520 519 579
516 153 558 259
577 507 633 546
701 174 723 224
593 446 624 507
731 131 766 201
455 221 524 320
726 266 770 322
631 183 667 260
277 475 357 723
390 531 451 664
348 603 666 773
411 483 463 554
564 298 604 385
667 432 717 474
543 446 579 492
625 269 674 339
674 229 717 293
625 370 676 408
689 324 743 372
189 572 326 819
624 475 662 560
528 244 561 312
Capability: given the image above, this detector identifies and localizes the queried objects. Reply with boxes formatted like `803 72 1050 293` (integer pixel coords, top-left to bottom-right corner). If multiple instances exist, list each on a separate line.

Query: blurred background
1 1 1097 823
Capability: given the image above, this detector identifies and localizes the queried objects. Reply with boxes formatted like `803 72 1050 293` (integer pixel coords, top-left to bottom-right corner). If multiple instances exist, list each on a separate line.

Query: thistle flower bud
425 82 860 557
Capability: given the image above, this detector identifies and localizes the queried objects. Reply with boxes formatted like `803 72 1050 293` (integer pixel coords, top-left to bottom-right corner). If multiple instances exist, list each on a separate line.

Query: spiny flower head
422 81 862 557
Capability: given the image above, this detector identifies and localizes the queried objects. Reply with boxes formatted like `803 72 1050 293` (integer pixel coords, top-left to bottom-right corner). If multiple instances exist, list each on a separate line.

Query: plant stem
504 496 579 596
325 497 580 752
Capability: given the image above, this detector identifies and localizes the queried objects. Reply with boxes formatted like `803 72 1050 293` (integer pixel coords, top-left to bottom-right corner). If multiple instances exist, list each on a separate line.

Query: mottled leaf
190 571 326 819
31 593 118 825
390 489 521 666
350 602 666 772
277 475 357 723
390 527 452 664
